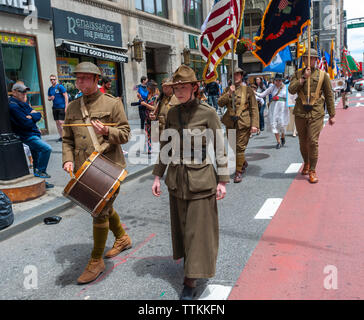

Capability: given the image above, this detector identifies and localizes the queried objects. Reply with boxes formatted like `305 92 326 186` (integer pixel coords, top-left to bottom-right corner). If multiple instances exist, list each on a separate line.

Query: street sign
347 22 364 29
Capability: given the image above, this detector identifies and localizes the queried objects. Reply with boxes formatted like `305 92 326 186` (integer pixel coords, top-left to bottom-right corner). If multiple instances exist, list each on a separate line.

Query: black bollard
0 45 29 180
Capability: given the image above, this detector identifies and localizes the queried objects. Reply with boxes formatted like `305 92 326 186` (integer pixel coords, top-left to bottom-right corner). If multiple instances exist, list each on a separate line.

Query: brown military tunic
62 90 130 220
288 68 335 171
217 84 259 171
153 98 229 278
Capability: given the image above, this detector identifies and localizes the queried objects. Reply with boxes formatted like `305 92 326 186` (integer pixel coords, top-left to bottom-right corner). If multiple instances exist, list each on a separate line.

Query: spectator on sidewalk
99 76 112 94
136 76 149 131
9 83 53 186
205 80 220 112
48 74 68 142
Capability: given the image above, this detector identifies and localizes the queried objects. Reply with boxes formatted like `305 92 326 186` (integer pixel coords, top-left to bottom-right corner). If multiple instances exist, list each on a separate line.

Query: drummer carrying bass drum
62 62 132 284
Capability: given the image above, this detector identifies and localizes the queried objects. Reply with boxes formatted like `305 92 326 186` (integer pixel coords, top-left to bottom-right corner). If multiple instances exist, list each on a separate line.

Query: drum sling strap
80 96 102 153
298 70 325 106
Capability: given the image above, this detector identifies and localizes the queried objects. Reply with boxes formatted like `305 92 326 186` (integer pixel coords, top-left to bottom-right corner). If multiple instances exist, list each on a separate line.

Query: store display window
1 33 46 131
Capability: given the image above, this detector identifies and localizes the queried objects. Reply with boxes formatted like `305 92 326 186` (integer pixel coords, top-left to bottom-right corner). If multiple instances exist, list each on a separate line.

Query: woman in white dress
256 73 289 149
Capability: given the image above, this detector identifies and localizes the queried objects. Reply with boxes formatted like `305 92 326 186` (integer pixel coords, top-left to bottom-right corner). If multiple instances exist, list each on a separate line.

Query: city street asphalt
0 90 362 300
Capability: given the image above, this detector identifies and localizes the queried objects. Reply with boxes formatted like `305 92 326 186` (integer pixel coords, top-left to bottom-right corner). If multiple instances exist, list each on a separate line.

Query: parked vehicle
354 80 364 91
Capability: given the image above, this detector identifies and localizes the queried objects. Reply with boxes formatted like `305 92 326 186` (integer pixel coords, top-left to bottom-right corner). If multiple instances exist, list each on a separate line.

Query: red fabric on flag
199 0 246 83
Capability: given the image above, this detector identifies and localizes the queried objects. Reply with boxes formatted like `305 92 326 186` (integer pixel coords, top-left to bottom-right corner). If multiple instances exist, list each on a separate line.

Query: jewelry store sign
63 41 128 63
53 8 122 48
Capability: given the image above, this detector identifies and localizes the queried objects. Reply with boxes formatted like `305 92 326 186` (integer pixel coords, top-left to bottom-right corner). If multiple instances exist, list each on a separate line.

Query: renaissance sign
53 8 123 49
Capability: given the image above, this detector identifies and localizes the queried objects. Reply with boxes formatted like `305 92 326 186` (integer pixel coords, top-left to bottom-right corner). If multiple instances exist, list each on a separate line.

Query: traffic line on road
254 198 283 220
199 285 232 300
285 163 302 174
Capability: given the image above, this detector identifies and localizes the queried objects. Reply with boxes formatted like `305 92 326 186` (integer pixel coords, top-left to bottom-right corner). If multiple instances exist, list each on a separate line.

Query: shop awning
56 40 128 63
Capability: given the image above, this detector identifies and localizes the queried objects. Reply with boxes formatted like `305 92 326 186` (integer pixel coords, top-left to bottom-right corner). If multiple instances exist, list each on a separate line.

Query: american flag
316 40 326 71
199 0 245 83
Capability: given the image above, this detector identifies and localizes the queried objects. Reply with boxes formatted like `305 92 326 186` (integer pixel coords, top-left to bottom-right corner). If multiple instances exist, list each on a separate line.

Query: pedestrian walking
256 73 289 149
48 74 69 142
254 77 267 132
136 76 149 131
288 49 336 183
205 80 220 112
342 72 352 110
140 80 159 154
217 67 259 183
152 65 229 300
62 62 132 284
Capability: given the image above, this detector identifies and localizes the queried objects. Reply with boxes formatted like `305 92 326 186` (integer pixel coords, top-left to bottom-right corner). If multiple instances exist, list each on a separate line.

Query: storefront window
56 50 119 98
1 33 46 131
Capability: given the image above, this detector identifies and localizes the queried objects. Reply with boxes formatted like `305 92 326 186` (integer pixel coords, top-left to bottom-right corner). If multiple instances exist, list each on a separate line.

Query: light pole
0 45 29 181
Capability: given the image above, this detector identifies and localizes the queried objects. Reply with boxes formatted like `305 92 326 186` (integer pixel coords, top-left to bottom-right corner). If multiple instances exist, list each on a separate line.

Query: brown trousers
169 194 219 279
295 116 324 171
227 127 251 172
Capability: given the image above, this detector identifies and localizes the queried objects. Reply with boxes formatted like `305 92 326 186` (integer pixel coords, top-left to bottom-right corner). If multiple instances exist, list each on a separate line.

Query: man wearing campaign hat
288 48 336 183
217 67 259 183
62 62 132 284
152 65 229 300
8 82 53 184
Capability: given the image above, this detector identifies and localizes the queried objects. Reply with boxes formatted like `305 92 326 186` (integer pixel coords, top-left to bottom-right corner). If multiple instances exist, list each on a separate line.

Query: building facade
1 0 275 134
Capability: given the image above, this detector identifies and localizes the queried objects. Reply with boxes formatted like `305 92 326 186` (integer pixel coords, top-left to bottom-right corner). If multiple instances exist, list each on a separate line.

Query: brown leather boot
233 171 243 183
301 163 310 175
104 234 132 259
309 170 319 183
77 258 105 284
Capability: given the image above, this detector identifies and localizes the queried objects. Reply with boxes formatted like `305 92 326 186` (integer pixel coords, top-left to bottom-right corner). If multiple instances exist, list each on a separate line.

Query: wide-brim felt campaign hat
73 62 102 75
274 73 284 80
170 65 201 86
303 48 319 58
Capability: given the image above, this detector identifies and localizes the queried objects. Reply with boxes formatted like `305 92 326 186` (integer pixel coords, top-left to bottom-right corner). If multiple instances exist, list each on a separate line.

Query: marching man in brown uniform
62 62 132 284
151 65 229 300
217 68 259 183
150 78 174 140
288 49 336 183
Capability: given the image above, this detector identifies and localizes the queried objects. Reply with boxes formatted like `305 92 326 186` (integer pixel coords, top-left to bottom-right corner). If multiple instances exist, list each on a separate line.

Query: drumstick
62 123 117 127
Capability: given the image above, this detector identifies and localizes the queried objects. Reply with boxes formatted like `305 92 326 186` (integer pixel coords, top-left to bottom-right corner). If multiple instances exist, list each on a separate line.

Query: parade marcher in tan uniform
288 49 336 183
150 78 174 140
217 68 259 183
62 62 132 284
151 65 229 300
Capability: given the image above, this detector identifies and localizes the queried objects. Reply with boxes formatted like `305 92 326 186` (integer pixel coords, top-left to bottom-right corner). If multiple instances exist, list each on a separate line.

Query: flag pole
307 21 311 104
231 37 235 112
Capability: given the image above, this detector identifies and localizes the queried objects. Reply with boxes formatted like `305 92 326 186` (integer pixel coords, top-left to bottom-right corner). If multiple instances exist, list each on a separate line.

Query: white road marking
254 198 283 220
199 285 232 300
285 163 303 174
356 93 361 97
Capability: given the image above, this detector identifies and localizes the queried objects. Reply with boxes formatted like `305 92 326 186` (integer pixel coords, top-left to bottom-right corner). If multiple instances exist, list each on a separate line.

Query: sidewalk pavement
0 118 156 242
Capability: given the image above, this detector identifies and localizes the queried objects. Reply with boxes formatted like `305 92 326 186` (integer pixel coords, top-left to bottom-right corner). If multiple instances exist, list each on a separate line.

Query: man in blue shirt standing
136 76 148 131
9 83 53 186
48 74 68 142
